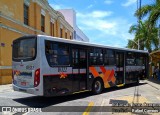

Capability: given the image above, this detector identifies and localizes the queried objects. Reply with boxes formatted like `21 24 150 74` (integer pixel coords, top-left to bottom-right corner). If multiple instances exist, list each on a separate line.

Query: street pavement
0 79 160 98
0 80 160 115
0 84 13 93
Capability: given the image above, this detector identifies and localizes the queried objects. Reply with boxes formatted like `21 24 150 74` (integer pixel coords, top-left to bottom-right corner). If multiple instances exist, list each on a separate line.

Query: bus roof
37 35 148 54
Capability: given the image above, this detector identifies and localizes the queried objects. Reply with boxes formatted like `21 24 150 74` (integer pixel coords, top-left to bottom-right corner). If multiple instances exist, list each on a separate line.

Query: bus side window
79 50 86 67
126 52 135 66
72 49 79 67
58 44 69 65
104 49 115 66
45 41 58 66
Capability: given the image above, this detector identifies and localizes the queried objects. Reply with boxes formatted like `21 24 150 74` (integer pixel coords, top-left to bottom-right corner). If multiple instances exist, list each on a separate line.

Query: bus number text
58 67 67 72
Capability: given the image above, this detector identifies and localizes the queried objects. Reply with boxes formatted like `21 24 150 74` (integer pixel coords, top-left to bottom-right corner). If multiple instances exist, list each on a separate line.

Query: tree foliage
127 0 160 52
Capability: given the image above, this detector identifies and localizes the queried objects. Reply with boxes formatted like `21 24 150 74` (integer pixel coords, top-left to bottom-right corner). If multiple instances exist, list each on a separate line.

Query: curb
144 80 160 90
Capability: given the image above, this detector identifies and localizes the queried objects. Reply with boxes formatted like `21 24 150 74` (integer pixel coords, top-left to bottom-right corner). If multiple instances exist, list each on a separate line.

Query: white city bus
12 35 149 96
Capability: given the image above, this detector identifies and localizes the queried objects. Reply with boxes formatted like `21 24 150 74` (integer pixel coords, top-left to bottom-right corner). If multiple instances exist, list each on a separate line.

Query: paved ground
0 79 160 115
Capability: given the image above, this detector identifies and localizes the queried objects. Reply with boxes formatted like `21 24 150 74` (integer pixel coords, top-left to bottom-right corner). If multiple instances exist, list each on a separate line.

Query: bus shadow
13 82 147 108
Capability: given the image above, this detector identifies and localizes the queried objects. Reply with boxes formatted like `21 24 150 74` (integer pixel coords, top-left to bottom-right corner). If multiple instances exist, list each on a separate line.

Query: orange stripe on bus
111 76 116 83
103 70 111 82
89 67 99 77
100 66 106 74
107 70 114 81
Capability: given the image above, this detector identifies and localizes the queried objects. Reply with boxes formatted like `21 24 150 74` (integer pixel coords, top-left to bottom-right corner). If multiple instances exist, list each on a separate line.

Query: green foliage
127 0 160 52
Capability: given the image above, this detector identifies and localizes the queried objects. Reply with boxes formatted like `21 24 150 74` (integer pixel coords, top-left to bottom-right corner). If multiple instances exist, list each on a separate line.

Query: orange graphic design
14 70 20 76
60 72 68 79
89 66 116 88
89 67 99 77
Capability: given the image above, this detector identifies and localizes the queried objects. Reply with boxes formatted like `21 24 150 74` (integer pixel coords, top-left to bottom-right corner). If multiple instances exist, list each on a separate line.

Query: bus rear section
12 36 43 96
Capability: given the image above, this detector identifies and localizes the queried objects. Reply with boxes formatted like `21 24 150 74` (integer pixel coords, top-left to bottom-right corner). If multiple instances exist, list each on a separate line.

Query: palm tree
126 39 137 49
127 20 158 52
127 0 160 52
135 0 160 26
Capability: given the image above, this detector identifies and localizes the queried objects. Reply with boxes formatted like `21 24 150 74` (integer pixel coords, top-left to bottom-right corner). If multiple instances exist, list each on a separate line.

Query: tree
135 0 160 26
127 20 158 52
127 0 160 52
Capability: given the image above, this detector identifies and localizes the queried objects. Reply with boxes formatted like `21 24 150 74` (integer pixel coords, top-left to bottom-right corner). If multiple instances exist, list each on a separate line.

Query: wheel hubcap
95 81 101 92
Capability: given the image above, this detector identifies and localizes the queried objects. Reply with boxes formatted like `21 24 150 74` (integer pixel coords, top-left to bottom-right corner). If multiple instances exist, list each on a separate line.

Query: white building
58 9 89 42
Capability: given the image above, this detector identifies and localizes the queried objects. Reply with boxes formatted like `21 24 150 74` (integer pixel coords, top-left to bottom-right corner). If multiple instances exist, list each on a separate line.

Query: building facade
58 9 89 42
0 0 74 84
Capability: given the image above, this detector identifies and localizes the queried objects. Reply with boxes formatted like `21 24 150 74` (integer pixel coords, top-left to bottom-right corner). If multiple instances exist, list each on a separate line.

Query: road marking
83 102 94 115
116 96 149 103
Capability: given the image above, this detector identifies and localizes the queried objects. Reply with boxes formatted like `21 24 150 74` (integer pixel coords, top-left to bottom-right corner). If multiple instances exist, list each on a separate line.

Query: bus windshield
12 37 36 61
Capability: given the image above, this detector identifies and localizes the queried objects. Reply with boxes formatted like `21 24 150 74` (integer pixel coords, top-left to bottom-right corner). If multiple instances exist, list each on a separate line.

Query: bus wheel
92 79 103 94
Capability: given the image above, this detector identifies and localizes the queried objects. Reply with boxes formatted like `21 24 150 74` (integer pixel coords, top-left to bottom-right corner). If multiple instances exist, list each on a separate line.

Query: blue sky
48 0 153 48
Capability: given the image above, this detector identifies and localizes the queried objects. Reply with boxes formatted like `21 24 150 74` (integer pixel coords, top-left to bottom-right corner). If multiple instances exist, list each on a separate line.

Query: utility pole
158 24 160 49
137 0 141 50
138 39 139 50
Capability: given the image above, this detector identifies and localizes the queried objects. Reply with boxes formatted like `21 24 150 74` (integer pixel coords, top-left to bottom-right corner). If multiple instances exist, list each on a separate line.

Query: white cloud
122 0 137 7
49 3 132 47
91 11 113 18
49 3 69 10
104 0 113 5
87 4 93 9
77 10 113 19
77 10 133 47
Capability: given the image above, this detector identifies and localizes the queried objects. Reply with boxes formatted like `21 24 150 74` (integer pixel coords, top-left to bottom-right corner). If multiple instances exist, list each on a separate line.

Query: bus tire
92 78 103 94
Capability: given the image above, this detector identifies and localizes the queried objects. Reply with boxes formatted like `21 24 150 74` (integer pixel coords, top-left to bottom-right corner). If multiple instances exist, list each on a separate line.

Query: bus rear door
72 48 88 92
115 52 125 85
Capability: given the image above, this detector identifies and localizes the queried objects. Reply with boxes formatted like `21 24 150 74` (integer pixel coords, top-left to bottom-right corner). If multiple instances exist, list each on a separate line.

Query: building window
60 28 63 38
41 15 45 32
65 32 67 39
50 22 54 36
70 33 72 39
24 4 29 25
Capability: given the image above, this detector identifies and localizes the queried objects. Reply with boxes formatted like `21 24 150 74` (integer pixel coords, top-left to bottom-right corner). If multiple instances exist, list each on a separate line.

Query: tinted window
72 49 78 66
126 52 135 65
45 40 69 66
104 50 115 65
13 37 36 61
136 54 145 66
79 50 86 67
90 48 103 65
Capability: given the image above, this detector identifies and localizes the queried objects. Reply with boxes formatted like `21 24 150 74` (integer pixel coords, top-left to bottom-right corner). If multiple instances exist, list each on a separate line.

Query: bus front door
72 48 88 92
116 52 125 85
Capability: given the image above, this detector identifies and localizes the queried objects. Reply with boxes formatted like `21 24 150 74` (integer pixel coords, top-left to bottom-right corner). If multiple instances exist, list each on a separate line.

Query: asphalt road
0 80 160 115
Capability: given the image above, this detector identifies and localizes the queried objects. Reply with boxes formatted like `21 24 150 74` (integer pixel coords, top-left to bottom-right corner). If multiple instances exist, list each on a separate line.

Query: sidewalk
145 78 160 90
0 84 13 93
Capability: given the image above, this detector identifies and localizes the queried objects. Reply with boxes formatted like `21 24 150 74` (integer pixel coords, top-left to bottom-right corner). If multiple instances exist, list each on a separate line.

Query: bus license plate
21 82 26 86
